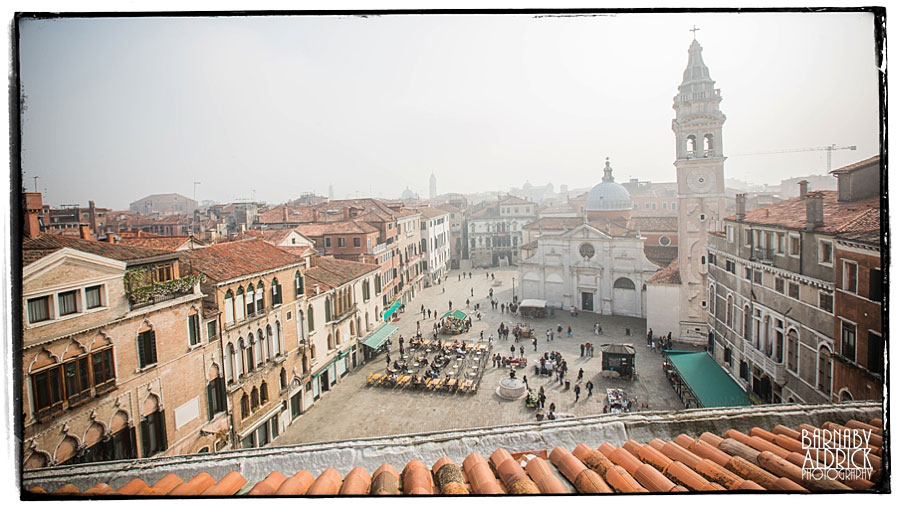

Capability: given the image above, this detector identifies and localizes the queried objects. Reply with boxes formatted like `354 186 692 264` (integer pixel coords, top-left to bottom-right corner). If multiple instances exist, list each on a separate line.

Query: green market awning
666 351 751 408
383 301 402 322
440 309 468 321
362 323 398 350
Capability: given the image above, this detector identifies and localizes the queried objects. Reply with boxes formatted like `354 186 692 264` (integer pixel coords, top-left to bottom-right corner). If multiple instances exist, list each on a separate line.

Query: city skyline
19 12 881 208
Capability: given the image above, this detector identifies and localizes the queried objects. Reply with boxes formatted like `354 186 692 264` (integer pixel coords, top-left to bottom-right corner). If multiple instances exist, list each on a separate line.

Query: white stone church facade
518 223 658 317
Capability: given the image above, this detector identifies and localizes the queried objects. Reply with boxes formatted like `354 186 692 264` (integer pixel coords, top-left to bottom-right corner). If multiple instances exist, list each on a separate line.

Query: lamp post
512 276 516 303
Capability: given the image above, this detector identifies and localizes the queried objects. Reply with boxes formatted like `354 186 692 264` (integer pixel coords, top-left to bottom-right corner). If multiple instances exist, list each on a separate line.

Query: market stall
606 388 632 414
599 343 636 380
439 309 470 335
517 299 548 318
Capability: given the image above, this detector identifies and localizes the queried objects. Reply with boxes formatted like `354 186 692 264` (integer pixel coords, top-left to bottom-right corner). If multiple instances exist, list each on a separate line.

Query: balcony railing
745 345 785 384
130 287 195 309
754 247 774 263
367 243 387 255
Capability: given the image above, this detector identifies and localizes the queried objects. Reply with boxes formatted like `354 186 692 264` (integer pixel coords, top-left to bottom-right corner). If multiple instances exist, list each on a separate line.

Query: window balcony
744 345 785 384
754 247 774 263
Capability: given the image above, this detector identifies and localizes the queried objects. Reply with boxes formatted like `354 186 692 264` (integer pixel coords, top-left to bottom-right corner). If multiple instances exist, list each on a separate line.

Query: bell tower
672 31 727 341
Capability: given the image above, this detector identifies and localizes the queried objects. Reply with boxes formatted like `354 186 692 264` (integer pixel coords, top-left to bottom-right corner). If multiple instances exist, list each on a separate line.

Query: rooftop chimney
735 193 747 221
24 192 43 239
798 180 809 197
282 207 289 222
105 234 116 244
79 224 92 240
806 192 825 230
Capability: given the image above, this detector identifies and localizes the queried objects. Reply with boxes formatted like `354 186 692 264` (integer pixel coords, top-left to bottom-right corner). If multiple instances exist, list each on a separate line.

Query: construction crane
730 144 857 173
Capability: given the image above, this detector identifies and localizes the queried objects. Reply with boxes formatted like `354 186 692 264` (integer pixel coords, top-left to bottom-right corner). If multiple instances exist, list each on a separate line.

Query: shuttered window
140 410 167 457
137 330 158 368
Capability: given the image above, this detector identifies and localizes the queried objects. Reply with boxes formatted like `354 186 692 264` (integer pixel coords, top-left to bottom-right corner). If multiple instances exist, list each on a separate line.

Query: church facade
517 161 658 317
647 36 728 344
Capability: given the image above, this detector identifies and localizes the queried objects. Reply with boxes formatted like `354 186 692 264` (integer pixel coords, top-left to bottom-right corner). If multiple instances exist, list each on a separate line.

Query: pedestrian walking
557 324 563 334
580 343 585 357
648 328 654 347
533 337 538 351
523 375 528 389
489 335 494 348
510 344 516 355
550 330 554 341
471 288 474 296
586 380 594 397
449 300 452 310
546 329 551 342
567 326 572 338
427 309 432 319
480 330 484 342
574 384 581 402
594 322 599 335
539 390 546 409
519 345 525 358
577 368 584 383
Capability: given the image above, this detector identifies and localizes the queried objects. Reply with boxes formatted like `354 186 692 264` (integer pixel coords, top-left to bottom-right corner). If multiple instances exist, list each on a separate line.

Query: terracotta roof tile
829 154 880 174
23 234 173 266
304 256 379 292
731 191 879 232
118 236 204 251
416 206 450 219
647 259 680 284
26 417 887 496
178 239 303 282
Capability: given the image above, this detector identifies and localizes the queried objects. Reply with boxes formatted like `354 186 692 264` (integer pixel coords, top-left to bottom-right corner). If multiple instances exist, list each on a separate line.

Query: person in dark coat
586 380 594 397
574 384 581 402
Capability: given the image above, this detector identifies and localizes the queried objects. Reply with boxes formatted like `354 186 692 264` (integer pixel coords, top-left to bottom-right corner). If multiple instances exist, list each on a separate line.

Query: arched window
704 133 714 155
613 277 636 290
246 284 256 317
224 290 234 325
686 135 697 156
260 381 268 405
250 387 259 410
817 346 832 396
350 319 356 337
238 338 247 377
708 285 715 315
310 345 317 360
840 389 853 402
325 299 332 322
302 354 309 374
336 329 342 346
240 394 249 419
273 322 282 357
255 329 264 366
787 329 799 372
279 368 287 391
327 333 335 351
225 343 235 382
235 287 245 322
256 281 265 313
726 295 734 328
308 305 314 333
294 271 304 298
246 334 255 372
271 278 282 306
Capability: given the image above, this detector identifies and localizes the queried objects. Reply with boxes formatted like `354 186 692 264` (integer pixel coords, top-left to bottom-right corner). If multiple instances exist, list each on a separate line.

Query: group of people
579 342 595 357
536 351 567 378
492 353 524 368
647 328 673 352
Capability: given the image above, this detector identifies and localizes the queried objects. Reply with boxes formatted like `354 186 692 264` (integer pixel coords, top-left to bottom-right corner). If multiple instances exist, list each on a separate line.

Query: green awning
383 301 402 322
362 323 398 350
439 309 468 321
666 351 751 408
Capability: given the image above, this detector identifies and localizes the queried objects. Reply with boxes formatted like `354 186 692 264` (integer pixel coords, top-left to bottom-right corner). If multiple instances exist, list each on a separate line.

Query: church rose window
578 243 595 259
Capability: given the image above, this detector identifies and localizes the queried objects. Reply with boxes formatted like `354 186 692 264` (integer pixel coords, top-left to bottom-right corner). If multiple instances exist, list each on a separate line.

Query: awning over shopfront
666 351 751 408
439 309 468 321
362 323 398 350
383 301 402 322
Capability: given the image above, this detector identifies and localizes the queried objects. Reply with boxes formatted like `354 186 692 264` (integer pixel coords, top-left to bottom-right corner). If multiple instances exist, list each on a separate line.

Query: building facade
417 207 451 286
706 156 881 405
129 193 198 216
468 196 537 268
22 236 219 469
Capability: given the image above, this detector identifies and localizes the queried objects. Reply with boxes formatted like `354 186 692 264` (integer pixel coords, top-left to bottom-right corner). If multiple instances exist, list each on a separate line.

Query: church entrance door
581 292 593 312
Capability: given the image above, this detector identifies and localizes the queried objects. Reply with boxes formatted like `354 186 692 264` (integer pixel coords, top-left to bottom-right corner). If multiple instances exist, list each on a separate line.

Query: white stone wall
646 283 682 340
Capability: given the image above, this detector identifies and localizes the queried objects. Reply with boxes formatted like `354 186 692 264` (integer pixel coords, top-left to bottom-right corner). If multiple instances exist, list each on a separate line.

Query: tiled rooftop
630 215 678 232
25 410 883 496
304 257 380 294
416 206 450 219
294 220 378 237
178 239 304 282
828 154 880 174
256 205 316 224
647 259 680 284
22 234 173 266
834 208 881 245
118 236 205 251
729 191 879 232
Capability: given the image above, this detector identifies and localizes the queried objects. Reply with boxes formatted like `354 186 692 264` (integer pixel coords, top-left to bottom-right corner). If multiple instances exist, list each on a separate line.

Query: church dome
586 158 632 211
401 187 416 199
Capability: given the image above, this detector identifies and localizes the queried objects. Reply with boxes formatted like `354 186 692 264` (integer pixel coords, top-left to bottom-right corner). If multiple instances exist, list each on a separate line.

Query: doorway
582 292 594 312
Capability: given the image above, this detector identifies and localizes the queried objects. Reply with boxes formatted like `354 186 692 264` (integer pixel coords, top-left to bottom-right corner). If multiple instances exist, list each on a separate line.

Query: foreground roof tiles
730 191 879 232
28 417 883 496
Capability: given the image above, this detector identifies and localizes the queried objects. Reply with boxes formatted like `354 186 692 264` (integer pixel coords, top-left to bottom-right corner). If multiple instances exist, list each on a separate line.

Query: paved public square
277 267 698 446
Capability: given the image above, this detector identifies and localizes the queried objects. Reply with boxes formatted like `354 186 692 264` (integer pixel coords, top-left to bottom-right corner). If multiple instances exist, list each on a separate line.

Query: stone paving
276 267 701 446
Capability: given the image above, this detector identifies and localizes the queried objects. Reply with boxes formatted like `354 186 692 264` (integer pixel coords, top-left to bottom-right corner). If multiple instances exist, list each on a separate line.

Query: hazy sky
18 11 881 209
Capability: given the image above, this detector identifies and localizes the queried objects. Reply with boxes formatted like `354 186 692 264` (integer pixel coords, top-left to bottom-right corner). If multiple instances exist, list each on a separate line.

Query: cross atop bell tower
690 25 700 40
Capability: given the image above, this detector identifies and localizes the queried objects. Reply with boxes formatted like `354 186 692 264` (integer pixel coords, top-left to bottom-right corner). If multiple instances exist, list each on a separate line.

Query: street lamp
512 276 516 302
